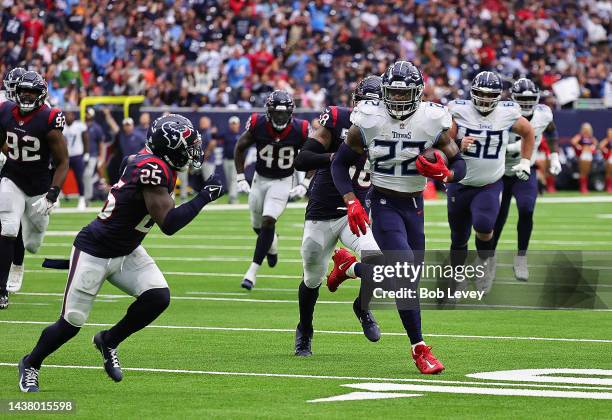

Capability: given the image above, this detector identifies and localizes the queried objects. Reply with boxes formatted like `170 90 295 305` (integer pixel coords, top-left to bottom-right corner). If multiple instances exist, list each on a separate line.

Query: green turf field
2 194 612 419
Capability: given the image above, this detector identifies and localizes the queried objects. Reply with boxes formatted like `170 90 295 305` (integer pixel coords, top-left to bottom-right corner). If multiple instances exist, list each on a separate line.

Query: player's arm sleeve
331 125 364 196
158 192 213 235
294 138 332 171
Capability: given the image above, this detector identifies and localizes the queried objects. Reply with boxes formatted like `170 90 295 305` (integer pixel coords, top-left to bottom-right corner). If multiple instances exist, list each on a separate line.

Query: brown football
420 148 448 164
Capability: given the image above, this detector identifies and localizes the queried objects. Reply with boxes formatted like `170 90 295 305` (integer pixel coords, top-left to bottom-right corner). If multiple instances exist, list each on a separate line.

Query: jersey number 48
259 144 294 170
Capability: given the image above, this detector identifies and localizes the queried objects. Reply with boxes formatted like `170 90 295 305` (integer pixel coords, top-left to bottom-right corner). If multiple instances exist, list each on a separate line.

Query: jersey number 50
461 128 504 160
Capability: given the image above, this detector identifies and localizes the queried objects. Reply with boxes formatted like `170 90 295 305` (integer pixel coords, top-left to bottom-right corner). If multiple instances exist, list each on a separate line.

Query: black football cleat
353 298 381 342
18 355 39 392
266 253 278 268
294 324 313 357
241 279 254 290
93 331 123 382
0 292 8 309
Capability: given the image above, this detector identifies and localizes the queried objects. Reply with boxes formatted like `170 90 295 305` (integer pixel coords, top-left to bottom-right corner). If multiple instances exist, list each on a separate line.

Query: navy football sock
0 236 16 294
13 228 25 266
298 281 319 335
517 211 533 256
475 237 495 260
105 288 170 348
450 244 468 268
27 318 81 369
253 227 261 235
398 309 423 344
253 225 275 265
354 263 374 311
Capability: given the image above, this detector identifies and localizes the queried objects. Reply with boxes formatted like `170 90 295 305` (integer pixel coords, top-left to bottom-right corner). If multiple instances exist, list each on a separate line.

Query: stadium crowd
1 0 610 110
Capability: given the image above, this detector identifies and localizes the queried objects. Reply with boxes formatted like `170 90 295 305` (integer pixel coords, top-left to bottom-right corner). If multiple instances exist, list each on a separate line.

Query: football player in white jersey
492 78 560 281
447 71 535 294
329 61 467 374
63 112 89 211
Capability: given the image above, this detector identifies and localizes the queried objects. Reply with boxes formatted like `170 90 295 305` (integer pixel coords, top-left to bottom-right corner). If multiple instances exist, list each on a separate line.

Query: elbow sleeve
294 138 331 171
159 192 209 236
331 142 360 196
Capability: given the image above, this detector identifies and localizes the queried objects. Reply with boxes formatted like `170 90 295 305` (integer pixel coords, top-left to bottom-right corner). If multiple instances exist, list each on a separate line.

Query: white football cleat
7 264 24 293
513 255 529 282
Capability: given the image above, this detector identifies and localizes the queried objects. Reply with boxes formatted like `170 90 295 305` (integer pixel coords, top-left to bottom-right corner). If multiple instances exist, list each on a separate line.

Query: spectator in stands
135 112 151 140
225 46 251 89
222 116 242 204
102 108 145 158
63 112 89 210
571 123 599 193
84 108 107 203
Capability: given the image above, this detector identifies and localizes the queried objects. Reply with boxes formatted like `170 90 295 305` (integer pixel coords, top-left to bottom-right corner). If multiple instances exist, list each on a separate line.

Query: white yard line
1 320 611 343
0 362 611 394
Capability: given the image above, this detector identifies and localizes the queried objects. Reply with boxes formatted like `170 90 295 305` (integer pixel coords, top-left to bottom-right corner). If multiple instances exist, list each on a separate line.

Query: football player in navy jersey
234 90 309 290
291 76 383 356
17 114 225 392
0 71 69 309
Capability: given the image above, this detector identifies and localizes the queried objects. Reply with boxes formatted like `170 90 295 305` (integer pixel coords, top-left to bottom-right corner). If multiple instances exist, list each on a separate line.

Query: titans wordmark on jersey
351 100 452 193
504 104 553 176
448 99 521 187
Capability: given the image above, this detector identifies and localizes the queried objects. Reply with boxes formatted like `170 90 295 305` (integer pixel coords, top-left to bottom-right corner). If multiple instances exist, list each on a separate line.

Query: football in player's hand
420 148 448 165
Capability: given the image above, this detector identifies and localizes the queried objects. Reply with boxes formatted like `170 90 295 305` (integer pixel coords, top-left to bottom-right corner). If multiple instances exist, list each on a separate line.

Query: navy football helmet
15 71 48 113
352 75 382 106
3 67 26 101
470 71 502 114
381 61 424 119
147 114 202 171
265 90 295 131
511 78 540 117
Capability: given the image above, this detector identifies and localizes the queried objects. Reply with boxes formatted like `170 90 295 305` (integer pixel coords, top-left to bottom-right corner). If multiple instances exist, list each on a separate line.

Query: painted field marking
2 320 611 343
467 369 612 386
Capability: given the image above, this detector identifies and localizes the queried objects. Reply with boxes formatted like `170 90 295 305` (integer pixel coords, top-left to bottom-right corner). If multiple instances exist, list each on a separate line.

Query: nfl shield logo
18 120 24 126
400 123 405 129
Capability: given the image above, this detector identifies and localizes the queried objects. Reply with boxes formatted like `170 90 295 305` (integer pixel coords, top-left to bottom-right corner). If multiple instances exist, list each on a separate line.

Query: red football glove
347 199 370 236
416 151 451 182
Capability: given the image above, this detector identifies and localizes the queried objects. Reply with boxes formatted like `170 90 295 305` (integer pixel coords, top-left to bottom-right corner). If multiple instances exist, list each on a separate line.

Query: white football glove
549 152 562 175
0 152 6 170
512 158 531 181
289 177 311 200
83 153 90 162
236 173 251 194
32 186 60 216
506 140 522 154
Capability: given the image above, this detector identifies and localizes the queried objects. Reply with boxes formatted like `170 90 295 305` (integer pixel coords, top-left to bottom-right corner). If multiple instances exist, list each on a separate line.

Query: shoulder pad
503 101 522 119
350 101 386 129
446 99 468 115
536 104 553 122
48 109 65 131
422 102 452 134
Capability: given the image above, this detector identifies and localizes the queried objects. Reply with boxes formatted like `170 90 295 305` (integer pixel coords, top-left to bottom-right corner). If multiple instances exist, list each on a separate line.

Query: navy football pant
371 189 424 344
493 171 538 255
69 155 85 197
447 179 503 248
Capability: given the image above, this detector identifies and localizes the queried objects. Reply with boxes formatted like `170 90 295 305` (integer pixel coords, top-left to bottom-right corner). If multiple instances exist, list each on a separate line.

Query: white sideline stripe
1 362 612 393
51 196 612 215
2 320 611 343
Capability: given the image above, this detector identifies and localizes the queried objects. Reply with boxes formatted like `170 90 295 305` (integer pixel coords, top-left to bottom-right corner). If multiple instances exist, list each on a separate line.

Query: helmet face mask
265 90 295 131
511 78 540 117
470 71 502 114
3 67 26 101
147 114 202 171
381 61 424 120
15 71 47 113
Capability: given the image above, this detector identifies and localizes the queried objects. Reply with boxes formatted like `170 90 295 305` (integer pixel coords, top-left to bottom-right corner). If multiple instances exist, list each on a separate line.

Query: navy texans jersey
74 152 177 258
306 106 371 221
246 113 309 179
0 101 65 196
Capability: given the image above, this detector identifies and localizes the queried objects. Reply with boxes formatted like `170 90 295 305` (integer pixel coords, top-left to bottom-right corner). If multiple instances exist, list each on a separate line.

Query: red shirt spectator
248 47 274 76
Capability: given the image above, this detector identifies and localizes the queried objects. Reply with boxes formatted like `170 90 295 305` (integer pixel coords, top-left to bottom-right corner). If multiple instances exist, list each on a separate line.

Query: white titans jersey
448 99 521 187
64 120 87 157
504 104 553 176
351 100 452 193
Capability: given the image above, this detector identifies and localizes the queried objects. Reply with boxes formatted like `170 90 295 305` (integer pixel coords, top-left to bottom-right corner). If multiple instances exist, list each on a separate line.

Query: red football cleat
326 248 357 292
412 344 445 374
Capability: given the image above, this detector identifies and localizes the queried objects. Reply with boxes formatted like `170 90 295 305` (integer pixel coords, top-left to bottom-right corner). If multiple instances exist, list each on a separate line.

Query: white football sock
245 262 260 283
346 262 358 278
